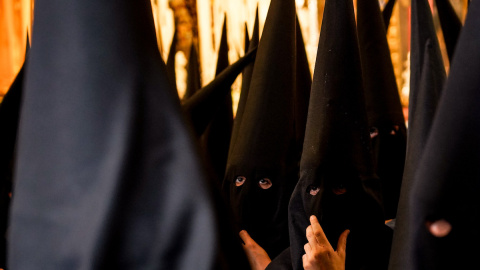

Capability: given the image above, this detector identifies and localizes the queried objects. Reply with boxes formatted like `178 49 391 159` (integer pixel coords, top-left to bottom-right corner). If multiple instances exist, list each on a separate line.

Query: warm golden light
0 0 32 101
1 0 468 107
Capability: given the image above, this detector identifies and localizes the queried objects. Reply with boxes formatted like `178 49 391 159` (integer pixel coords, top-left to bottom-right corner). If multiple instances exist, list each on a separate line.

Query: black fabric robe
8 1 246 269
388 0 446 268
287 0 386 269
409 2 480 268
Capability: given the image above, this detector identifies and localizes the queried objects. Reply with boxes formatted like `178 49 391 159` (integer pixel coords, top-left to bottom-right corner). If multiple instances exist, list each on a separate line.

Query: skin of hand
302 215 350 270
239 230 272 270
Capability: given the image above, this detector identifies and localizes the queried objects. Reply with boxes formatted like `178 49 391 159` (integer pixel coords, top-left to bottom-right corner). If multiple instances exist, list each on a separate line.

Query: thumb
336 229 350 259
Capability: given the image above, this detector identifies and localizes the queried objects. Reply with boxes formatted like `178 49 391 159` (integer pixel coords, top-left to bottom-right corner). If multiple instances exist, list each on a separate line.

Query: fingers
302 254 310 270
336 229 350 259
310 215 330 246
239 230 272 270
304 242 312 254
239 230 256 247
306 225 319 250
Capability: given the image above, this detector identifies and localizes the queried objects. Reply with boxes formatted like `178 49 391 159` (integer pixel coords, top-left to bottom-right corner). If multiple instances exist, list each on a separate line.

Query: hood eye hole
370 127 379 138
307 185 320 196
332 184 347 195
390 125 400 135
427 219 452 237
235 176 246 187
258 178 272 189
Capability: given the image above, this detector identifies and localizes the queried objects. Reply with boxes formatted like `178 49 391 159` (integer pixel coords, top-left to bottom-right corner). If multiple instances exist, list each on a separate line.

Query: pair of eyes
369 125 400 139
307 185 347 196
235 176 273 189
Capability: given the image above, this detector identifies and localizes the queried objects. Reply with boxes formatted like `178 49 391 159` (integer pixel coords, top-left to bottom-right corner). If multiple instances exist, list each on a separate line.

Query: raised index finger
310 215 331 247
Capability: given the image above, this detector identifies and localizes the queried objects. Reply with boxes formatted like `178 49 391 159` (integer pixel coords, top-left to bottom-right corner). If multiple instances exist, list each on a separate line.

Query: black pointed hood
229 8 259 159
0 40 29 172
357 0 406 219
201 16 233 185
244 23 250 54
0 37 29 268
184 43 201 100
288 0 385 269
183 49 257 137
0 65 25 180
8 0 242 268
166 29 178 93
0 66 25 269
215 16 229 77
389 0 446 269
436 0 462 61
224 0 296 259
293 15 312 164
410 2 480 268
383 0 397 30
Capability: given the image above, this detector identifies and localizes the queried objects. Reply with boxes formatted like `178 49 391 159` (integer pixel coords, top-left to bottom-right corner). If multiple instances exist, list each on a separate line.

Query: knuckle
313 249 329 259
244 242 254 249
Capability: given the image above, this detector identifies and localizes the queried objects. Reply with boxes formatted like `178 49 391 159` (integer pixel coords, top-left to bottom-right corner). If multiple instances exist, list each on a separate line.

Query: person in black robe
357 0 407 221
224 0 298 260
407 2 480 268
8 0 247 269
388 0 446 268
286 0 387 268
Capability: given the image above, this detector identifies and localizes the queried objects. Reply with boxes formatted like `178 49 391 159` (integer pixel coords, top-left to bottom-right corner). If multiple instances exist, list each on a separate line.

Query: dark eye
235 176 246 187
307 185 320 196
370 127 379 138
258 178 272 189
332 183 347 195
390 125 400 135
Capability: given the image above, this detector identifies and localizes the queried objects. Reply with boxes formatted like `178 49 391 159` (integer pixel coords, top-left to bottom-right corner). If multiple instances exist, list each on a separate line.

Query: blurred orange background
0 0 32 101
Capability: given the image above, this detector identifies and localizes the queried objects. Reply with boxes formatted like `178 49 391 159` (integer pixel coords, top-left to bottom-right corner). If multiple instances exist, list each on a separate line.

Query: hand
239 230 271 270
302 215 349 270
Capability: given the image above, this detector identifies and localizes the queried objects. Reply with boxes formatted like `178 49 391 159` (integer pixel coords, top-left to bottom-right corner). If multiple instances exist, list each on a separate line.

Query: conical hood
0 65 24 269
288 0 386 269
224 0 296 259
383 0 397 30
183 49 257 137
8 0 244 268
0 42 29 176
293 15 312 165
357 0 406 219
410 3 480 268
244 23 250 54
389 0 446 269
183 43 201 100
201 16 233 185
229 8 259 159
0 39 29 268
166 29 178 93
215 17 229 77
436 0 462 61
